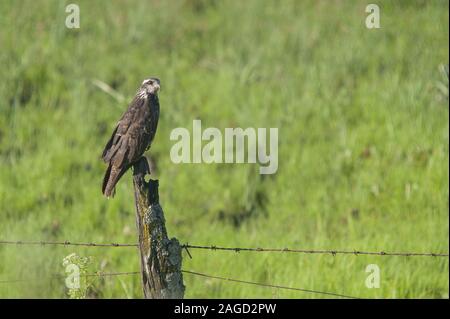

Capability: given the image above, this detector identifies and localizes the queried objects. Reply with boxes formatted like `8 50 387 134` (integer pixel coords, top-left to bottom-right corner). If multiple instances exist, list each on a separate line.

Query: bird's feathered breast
101 93 159 168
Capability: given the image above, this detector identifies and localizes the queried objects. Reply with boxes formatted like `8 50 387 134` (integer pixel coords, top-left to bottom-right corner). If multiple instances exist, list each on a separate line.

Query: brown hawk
101 78 160 197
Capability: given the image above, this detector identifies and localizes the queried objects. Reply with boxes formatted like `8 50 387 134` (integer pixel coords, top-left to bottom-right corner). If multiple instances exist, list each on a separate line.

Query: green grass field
0 0 448 298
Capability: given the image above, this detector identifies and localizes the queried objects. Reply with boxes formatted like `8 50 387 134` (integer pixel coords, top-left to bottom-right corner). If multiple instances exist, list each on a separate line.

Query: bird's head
140 77 160 95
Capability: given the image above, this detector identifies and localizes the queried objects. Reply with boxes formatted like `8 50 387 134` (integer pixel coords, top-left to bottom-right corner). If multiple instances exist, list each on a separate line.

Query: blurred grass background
0 0 448 298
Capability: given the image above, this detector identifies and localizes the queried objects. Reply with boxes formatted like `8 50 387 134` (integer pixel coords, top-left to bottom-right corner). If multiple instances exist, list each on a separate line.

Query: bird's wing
101 98 141 164
125 97 159 163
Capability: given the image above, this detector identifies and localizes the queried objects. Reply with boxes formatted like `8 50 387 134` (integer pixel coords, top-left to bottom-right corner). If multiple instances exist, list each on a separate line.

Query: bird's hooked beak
154 79 161 92
148 78 160 94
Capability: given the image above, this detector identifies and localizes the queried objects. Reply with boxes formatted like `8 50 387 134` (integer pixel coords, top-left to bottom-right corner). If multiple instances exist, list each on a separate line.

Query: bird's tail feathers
102 164 126 198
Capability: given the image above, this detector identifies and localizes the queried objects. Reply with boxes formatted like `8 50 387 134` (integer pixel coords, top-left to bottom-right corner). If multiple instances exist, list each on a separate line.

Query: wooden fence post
132 157 185 299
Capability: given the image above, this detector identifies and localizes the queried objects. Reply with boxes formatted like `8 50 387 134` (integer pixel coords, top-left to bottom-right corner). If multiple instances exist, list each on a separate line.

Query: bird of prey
101 78 160 197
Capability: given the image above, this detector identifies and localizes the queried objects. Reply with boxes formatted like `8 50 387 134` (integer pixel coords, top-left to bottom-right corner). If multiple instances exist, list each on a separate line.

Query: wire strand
0 269 360 299
181 244 449 257
0 240 137 248
182 270 360 299
0 271 140 284
0 240 447 257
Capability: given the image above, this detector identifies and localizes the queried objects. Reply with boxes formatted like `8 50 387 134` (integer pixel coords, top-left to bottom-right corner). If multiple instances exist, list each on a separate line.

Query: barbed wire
181 244 449 257
0 271 141 284
0 240 137 248
1 240 448 257
182 270 360 299
0 269 359 298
